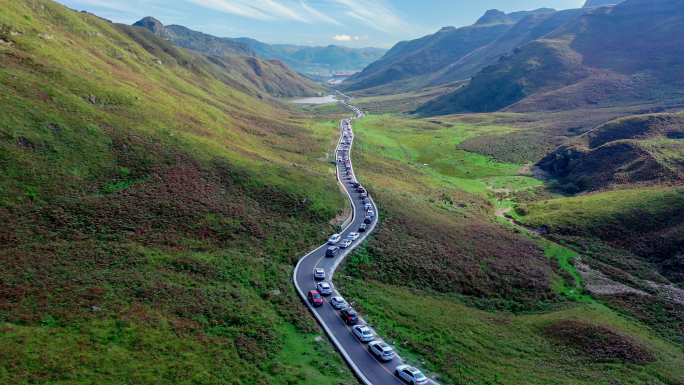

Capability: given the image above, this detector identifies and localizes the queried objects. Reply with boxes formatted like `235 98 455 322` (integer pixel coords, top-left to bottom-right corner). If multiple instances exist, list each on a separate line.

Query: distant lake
288 95 337 104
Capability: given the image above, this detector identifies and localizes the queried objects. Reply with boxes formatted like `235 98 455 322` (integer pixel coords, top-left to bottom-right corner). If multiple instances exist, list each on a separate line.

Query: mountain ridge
133 16 256 57
416 0 684 115
341 8 557 95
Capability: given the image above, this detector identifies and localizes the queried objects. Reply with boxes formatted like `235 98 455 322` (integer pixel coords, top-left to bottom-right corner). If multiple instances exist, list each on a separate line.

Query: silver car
317 282 333 295
395 365 428 385
330 296 346 309
368 341 395 361
352 325 374 342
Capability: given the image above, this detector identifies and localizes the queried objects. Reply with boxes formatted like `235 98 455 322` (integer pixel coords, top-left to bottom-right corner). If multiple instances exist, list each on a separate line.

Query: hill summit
583 0 624 7
132 17 256 57
132 16 171 41
475 10 513 25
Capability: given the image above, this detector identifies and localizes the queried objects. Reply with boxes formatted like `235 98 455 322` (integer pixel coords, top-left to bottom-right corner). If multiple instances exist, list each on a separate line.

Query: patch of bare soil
575 260 648 296
521 164 549 179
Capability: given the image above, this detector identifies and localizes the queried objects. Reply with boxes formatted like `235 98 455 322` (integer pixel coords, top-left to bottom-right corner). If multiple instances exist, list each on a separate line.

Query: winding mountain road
293 102 438 385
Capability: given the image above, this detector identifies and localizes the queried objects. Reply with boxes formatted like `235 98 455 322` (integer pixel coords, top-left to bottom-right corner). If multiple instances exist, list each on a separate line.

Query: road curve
293 102 437 385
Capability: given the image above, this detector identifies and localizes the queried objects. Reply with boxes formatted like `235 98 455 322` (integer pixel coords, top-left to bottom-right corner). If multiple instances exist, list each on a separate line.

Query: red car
308 290 324 306
358 223 368 232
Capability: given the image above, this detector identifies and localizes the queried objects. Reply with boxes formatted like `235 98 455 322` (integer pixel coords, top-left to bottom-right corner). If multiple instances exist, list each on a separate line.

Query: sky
55 0 586 49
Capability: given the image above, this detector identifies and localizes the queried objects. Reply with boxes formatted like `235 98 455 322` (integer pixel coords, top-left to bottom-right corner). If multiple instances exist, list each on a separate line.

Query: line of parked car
309 106 430 385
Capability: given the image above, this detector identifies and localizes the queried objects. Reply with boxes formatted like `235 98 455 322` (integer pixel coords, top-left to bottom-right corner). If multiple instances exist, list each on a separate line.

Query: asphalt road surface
293 105 433 385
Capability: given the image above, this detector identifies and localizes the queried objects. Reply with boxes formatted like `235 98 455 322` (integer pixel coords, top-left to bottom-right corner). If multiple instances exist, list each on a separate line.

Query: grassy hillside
538 112 684 190
338 281 684 385
326 110 684 384
0 1 356 383
115 24 320 100
513 187 684 283
418 0 684 115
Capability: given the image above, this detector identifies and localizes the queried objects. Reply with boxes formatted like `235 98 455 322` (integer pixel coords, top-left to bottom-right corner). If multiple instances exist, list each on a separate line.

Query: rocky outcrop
132 16 171 41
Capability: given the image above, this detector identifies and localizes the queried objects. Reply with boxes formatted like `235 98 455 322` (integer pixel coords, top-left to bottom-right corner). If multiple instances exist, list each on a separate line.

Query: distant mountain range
131 17 386 78
341 8 558 94
224 37 388 73
417 0 684 115
583 0 624 7
133 17 256 57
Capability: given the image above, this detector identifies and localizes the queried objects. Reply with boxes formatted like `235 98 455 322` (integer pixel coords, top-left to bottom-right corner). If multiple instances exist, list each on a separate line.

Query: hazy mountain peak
440 26 457 31
583 0 624 7
507 8 557 22
474 9 513 25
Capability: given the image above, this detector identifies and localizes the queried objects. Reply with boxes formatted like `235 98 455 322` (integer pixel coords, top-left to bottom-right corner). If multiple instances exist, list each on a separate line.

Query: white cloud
307 40 315 43
332 34 370 41
182 0 341 25
327 0 410 33
299 0 343 26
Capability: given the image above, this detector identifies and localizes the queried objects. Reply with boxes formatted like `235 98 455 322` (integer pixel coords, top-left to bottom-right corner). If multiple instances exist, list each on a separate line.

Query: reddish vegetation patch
542 319 654 364
599 292 684 346
350 192 557 310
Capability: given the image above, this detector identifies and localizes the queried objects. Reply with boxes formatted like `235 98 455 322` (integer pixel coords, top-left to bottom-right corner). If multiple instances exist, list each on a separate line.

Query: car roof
331 296 342 301
319 282 330 287
315 268 324 272
308 290 319 294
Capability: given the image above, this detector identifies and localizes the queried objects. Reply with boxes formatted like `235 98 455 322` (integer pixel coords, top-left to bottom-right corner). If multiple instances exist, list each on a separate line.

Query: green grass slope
115 24 320 99
514 187 684 283
0 1 356 383
326 111 684 384
418 0 684 115
538 112 684 190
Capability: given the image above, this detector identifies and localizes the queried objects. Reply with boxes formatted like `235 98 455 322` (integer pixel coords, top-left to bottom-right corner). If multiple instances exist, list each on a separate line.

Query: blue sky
55 0 586 48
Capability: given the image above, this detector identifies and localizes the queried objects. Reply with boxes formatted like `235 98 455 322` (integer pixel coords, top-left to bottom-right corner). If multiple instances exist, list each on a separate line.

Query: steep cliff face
583 0 625 7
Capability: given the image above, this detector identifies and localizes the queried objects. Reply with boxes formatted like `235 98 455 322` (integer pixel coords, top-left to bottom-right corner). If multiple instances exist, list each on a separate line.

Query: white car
317 282 333 295
314 268 325 280
330 296 346 309
368 341 395 361
352 325 374 342
395 365 428 385
364 203 372 210
366 209 374 217
340 239 353 248
347 232 359 241
328 234 341 244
